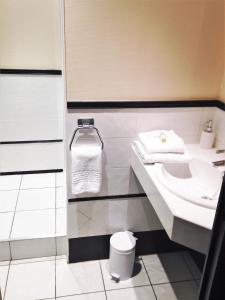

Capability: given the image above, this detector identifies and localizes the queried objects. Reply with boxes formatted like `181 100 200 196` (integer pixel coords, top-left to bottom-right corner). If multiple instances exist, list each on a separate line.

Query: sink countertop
131 144 225 231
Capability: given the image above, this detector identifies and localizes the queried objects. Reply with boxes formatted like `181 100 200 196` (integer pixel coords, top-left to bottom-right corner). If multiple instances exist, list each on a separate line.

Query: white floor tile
56 187 67 208
0 242 11 261
20 173 55 189
10 237 56 260
0 191 18 212
142 252 194 284
11 209 55 239
100 259 150 291
16 188 55 211
106 286 156 300
0 212 14 240
56 172 64 187
0 264 10 298
153 281 198 300
57 292 106 300
4 259 55 300
56 258 104 297
0 175 21 190
56 208 67 236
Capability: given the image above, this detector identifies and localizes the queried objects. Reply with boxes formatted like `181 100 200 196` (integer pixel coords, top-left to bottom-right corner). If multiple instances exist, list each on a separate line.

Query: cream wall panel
65 0 224 101
0 0 62 69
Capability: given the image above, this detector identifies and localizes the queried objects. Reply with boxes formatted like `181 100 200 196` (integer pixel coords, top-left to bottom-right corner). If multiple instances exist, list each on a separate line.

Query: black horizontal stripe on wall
0 69 62 75
0 139 63 145
68 193 146 202
67 99 221 110
0 169 63 176
68 230 188 263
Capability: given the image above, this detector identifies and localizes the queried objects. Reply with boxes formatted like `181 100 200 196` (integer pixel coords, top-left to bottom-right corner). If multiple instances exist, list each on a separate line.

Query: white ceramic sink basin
154 159 223 210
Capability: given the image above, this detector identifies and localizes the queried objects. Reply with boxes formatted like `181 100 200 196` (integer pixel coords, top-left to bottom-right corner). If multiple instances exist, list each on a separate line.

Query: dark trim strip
67 99 220 110
0 69 62 75
217 100 225 111
69 193 146 202
69 230 187 263
0 139 63 145
0 169 63 176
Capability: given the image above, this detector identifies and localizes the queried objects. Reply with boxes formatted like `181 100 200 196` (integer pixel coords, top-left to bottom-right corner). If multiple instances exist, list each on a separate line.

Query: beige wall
0 0 62 69
65 0 224 101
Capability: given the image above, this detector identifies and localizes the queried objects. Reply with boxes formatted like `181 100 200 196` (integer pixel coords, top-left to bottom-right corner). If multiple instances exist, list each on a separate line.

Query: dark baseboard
0 169 63 176
0 139 63 145
69 193 146 202
67 99 221 110
0 69 62 75
189 249 206 272
69 230 187 263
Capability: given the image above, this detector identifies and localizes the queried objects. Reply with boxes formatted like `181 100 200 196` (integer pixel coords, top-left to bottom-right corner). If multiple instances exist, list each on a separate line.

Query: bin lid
110 231 136 252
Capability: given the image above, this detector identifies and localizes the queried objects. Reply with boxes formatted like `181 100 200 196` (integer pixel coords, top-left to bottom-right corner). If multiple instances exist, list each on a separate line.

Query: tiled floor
0 251 201 300
0 173 67 260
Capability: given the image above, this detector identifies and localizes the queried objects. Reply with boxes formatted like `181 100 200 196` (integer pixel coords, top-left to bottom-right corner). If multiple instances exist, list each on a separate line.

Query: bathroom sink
154 159 223 210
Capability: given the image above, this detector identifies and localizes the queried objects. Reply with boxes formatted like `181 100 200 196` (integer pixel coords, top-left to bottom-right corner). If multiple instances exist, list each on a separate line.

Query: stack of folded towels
134 130 190 164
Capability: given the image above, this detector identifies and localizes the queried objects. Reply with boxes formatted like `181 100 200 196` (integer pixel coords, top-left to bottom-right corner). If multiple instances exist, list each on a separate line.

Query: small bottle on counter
200 120 215 149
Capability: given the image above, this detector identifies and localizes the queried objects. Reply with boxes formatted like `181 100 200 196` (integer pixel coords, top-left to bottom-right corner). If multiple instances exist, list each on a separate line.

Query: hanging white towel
133 141 191 164
138 130 185 154
71 136 102 195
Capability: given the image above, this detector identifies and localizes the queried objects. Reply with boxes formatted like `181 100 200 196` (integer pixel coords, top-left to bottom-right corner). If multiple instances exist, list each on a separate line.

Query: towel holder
69 118 104 150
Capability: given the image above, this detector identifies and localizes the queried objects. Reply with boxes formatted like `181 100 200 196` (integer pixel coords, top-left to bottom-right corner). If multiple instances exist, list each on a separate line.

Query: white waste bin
109 231 137 282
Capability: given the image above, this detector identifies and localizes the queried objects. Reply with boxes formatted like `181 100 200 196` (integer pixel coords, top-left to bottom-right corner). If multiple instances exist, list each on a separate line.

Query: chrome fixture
69 118 104 150
216 149 225 154
213 160 225 167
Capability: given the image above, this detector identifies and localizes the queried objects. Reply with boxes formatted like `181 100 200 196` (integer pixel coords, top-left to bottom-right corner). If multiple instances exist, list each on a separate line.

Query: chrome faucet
213 160 225 167
216 149 225 154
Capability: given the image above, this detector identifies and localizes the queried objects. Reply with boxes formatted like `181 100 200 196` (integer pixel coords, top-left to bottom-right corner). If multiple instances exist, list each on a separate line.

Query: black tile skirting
0 169 63 176
0 69 62 75
67 99 225 110
69 230 189 263
0 139 63 145
69 193 146 202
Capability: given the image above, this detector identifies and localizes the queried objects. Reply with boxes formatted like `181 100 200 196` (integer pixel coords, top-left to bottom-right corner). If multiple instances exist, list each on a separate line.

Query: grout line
8 176 23 259
105 283 155 292
151 278 200 286
20 186 57 191
10 256 56 265
53 289 107 299
15 207 58 213
54 173 57 299
99 261 108 300
141 257 158 300
3 260 12 300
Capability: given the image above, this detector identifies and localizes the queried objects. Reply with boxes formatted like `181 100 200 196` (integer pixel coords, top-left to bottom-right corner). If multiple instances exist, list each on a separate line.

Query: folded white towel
133 141 191 164
138 130 185 154
71 136 102 195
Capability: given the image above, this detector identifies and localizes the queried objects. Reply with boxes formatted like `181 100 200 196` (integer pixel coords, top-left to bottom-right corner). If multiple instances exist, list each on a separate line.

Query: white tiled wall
0 74 64 172
215 108 225 148
67 106 216 237
66 107 215 199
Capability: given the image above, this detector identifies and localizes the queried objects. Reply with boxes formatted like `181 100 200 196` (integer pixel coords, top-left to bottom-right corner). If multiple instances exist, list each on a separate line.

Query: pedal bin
109 231 137 282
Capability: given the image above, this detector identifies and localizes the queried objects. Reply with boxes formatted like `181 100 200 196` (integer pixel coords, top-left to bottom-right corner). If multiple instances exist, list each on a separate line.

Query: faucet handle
213 160 225 166
216 149 225 154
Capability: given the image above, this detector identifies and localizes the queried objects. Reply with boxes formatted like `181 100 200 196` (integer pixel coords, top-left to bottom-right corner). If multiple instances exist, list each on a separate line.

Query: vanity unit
131 144 225 254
